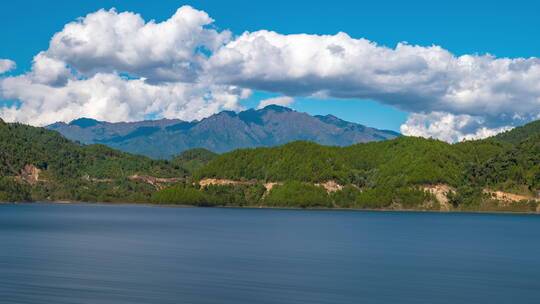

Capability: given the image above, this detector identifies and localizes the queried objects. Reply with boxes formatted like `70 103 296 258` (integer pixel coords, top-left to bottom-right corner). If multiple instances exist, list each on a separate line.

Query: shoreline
3 200 539 216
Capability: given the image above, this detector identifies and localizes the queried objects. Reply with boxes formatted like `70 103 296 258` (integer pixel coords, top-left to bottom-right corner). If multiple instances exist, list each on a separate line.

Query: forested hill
192 137 505 187
164 120 540 212
171 148 217 173
4 117 540 213
0 119 188 202
46 105 400 158
492 120 540 145
194 117 540 188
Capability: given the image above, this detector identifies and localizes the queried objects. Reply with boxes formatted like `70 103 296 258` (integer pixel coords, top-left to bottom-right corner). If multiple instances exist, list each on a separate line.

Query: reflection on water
1 203 540 304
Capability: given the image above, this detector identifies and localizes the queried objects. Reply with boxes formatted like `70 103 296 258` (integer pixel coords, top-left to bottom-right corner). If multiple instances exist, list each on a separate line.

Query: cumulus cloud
0 59 16 74
1 5 540 141
400 112 512 142
46 6 230 83
0 6 247 126
209 30 540 141
257 96 294 109
29 53 72 86
0 73 246 126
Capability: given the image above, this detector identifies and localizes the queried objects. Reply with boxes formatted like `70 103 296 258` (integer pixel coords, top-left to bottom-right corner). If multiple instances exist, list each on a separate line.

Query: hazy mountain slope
47 105 400 158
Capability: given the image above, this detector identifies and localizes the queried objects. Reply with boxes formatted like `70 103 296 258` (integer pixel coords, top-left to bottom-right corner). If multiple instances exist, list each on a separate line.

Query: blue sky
0 0 538 135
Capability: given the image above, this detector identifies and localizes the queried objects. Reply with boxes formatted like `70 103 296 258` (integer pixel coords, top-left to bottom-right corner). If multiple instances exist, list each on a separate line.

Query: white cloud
209 30 540 141
30 53 72 86
0 6 246 126
1 5 540 141
0 72 245 126
400 112 512 142
0 59 16 74
46 6 230 83
257 96 294 109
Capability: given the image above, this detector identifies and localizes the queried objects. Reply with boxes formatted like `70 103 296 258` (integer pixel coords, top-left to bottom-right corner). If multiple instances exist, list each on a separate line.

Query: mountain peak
259 105 293 113
324 114 340 120
69 118 102 128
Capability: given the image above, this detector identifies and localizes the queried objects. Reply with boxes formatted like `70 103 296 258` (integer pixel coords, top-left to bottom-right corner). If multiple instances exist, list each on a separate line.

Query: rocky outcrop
483 189 540 203
18 164 42 185
422 184 455 211
481 189 540 213
263 182 283 192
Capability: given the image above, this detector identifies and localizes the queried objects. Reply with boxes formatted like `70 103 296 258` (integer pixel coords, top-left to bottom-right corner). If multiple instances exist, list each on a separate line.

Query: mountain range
46 105 400 158
4 113 540 213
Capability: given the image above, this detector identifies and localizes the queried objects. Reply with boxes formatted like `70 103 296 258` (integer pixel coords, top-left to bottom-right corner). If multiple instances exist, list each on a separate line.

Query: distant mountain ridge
47 105 400 159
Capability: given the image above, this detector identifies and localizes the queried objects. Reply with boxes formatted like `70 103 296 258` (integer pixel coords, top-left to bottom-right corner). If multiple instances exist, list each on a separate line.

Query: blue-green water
1 203 540 304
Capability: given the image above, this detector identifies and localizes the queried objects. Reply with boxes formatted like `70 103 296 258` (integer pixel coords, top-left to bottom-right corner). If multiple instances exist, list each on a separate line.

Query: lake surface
1 204 540 304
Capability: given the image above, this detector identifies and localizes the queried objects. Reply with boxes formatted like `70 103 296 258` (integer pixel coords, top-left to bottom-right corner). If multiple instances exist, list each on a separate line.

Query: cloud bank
209 31 540 140
0 7 247 126
1 5 540 141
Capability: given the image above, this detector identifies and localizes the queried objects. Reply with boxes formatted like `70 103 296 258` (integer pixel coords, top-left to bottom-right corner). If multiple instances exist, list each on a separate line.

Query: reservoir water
1 203 540 304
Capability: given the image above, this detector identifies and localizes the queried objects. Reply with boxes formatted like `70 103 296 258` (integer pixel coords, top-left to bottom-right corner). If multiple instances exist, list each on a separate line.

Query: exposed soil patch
129 175 183 190
483 189 540 203
18 164 42 185
422 184 455 211
315 180 343 193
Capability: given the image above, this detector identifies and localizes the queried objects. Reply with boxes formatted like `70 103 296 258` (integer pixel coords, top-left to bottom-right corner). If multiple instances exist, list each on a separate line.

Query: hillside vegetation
0 120 185 202
4 117 540 213
194 137 465 187
171 148 217 173
475 133 540 193
492 121 540 145
157 120 540 212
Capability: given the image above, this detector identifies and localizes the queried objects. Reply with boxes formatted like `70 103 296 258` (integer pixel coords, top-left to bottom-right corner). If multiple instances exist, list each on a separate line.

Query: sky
0 0 539 140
